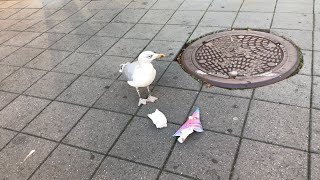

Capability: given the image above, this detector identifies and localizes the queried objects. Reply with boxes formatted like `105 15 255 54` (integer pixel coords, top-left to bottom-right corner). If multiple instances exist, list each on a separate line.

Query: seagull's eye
148 55 153 58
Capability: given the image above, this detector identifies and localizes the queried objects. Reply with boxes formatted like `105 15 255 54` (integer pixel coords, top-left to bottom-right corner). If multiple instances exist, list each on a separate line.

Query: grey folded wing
123 61 139 81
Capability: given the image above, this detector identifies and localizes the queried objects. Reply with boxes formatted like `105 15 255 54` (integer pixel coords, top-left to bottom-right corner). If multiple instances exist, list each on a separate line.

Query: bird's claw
138 98 147 106
147 96 158 102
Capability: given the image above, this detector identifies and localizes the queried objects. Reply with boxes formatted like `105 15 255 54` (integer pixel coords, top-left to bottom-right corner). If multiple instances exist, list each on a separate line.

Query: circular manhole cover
180 30 300 89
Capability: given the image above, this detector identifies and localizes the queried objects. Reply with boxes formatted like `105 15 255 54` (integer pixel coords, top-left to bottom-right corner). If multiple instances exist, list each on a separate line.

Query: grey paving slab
52 52 100 74
199 11 237 27
166 131 239 180
0 134 56 180
315 51 320 76
47 20 84 34
91 9 121 22
208 0 243 12
195 93 249 135
316 0 320 13
145 40 184 61
77 36 118 55
127 0 157 9
44 0 71 9
0 68 47 93
93 81 142 114
110 117 178 167
92 156 159 180
57 76 113 106
0 1 19 8
151 0 184 10
63 109 131 153
25 20 61 33
312 154 320 180
67 9 98 22
61 0 89 10
26 33 65 49
158 62 202 90
25 49 71 71
106 38 150 58
137 86 198 124
313 77 320 109
8 8 39 20
3 31 41 47
271 29 313 50
24 72 77 99
312 109 320 153
276 2 313 13
178 0 212 11
6 19 40 31
47 9 78 21
316 14 320 31
233 12 273 29
70 21 107 35
202 85 253 98
272 13 313 31
0 64 19 82
0 20 20 32
0 128 16 150
23 101 88 141
0 95 50 130
154 25 195 42
84 55 133 79
240 0 276 12
124 24 163 40
0 31 19 44
159 172 192 180
189 26 230 42
0 47 44 66
245 100 309 150
30 144 103 180
9 0 30 9
0 9 20 19
0 91 18 110
112 9 147 23
97 22 135 38
84 0 130 10
139 9 175 24
254 75 311 107
167 10 204 26
299 50 312 76
315 31 320 52
26 9 57 20
232 140 308 180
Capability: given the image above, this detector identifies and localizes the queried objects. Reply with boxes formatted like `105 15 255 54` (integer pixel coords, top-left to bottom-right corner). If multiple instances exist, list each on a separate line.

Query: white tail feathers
119 62 129 73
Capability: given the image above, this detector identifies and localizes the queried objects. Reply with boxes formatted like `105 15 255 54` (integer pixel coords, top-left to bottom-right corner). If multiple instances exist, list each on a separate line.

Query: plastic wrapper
148 109 167 128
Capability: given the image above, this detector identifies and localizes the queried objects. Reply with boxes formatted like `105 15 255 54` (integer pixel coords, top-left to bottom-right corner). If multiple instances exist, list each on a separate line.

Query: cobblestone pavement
0 0 319 179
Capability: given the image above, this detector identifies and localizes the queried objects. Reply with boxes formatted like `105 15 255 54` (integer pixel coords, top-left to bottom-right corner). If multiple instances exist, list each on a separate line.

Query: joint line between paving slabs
269 0 278 30
231 0 245 29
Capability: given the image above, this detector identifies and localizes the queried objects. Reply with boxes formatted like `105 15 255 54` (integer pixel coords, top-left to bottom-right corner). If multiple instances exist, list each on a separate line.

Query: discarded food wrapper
148 109 167 128
173 107 203 143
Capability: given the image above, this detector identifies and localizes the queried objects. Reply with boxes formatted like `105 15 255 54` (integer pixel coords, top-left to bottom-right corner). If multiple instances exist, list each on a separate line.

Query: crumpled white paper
177 128 194 143
147 109 167 128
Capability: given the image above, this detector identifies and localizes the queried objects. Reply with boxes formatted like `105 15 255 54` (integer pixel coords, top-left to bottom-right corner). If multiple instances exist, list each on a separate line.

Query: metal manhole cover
181 30 300 89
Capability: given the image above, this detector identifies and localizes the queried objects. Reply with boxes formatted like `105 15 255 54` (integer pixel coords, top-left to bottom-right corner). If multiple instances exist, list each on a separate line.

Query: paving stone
30 144 103 180
0 9 20 19
92 156 159 180
139 9 174 24
93 81 141 114
0 95 50 130
85 0 130 10
106 38 150 58
97 22 135 37
124 24 163 39
208 0 242 11
199 11 237 27
77 36 118 55
272 13 313 30
48 34 91 52
57 76 113 106
0 134 56 180
52 52 100 74
91 9 121 22
84 56 133 79
25 20 61 33
244 100 309 150
0 1 19 8
48 20 84 34
312 154 320 180
112 9 147 23
110 117 178 167
9 0 30 9
240 0 276 12
127 0 157 9
0 20 20 31
0 65 19 82
8 8 39 20
189 26 230 42
145 40 184 61
23 101 88 141
0 31 19 44
158 62 202 90
166 131 239 180
151 0 183 10
312 110 320 153
67 9 98 21
167 11 204 26
154 25 195 42
44 0 71 9
202 85 253 98
26 9 57 20
137 86 198 124
178 0 212 10
26 33 65 49
25 50 71 71
0 68 47 93
47 9 78 21
195 93 249 135
233 12 273 29
299 50 312 76
316 14 320 31
70 21 107 35
271 29 312 50
254 74 311 107
24 72 78 99
276 2 313 13
3 31 41 47
315 31 320 52
159 172 192 180
0 128 16 150
232 140 308 180
63 109 131 153
0 91 18 110
1 47 44 67
62 0 89 10
6 19 40 31
313 76 320 109
315 51 320 76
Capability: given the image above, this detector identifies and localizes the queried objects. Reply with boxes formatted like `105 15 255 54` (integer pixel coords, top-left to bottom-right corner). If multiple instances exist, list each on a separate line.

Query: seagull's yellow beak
156 53 166 59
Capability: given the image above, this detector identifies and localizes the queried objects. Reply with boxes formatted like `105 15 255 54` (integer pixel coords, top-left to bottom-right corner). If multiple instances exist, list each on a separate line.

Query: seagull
119 51 165 106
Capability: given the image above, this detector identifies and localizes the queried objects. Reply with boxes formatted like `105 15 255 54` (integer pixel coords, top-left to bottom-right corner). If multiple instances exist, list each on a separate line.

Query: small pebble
233 117 239 121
